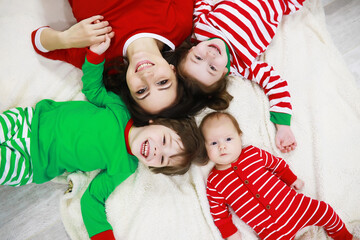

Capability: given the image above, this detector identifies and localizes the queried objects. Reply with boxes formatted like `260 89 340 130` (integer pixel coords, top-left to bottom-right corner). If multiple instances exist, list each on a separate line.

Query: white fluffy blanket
1 0 359 239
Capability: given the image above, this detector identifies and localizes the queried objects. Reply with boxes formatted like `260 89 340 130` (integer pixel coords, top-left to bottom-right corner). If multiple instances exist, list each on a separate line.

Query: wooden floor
0 1 359 240
322 0 360 86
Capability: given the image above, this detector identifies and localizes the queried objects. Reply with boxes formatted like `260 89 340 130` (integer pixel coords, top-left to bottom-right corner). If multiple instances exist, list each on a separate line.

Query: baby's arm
39 15 114 51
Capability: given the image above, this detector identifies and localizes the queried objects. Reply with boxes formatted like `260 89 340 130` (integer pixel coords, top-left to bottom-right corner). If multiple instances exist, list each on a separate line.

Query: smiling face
126 52 178 114
129 124 185 168
201 115 242 170
179 38 229 88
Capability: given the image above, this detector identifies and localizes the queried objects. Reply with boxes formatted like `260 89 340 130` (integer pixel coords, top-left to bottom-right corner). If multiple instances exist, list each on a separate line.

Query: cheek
206 147 217 159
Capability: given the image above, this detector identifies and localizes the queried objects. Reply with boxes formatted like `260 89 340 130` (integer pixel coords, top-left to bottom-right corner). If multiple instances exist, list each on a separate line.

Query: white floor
0 1 359 240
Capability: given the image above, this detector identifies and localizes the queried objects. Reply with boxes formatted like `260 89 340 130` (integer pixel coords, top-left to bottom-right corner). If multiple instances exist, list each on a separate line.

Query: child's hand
290 178 304 191
275 125 297 153
89 34 111 55
227 231 242 240
62 15 114 48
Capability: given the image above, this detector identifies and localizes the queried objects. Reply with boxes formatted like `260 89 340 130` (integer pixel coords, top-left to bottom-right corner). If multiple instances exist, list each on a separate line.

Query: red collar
124 119 134 155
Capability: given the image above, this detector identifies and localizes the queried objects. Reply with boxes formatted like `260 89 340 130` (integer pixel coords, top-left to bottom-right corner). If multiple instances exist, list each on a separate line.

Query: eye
195 55 202 60
163 135 166 145
161 156 164 164
136 87 146 94
226 137 232 142
210 65 217 71
210 141 217 146
157 79 168 85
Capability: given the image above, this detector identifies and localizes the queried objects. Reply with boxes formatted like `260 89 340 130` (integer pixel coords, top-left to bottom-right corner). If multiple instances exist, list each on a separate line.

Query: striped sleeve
247 59 292 125
207 174 238 238
258 147 297 185
193 0 213 19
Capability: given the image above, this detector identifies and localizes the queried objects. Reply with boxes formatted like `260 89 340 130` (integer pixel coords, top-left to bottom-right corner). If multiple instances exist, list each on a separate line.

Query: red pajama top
31 0 194 69
206 145 353 240
192 0 305 125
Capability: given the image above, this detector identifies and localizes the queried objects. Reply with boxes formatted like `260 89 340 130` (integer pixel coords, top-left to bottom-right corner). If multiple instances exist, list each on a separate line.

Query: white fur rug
0 0 359 239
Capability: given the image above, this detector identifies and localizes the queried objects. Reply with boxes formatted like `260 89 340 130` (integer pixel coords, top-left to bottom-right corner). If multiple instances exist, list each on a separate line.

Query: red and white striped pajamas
206 145 353 239
192 0 306 125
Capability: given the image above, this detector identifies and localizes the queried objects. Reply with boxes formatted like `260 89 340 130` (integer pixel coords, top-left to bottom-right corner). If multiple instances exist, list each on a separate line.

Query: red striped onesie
192 0 306 126
206 145 353 239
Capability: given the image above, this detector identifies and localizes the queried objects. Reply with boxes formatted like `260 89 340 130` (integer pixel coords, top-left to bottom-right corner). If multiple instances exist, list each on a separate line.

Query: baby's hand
290 178 304 190
227 231 242 240
89 34 111 55
275 125 297 153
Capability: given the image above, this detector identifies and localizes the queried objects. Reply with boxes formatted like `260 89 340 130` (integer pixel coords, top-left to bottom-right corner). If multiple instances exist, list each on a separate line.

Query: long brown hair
103 53 227 126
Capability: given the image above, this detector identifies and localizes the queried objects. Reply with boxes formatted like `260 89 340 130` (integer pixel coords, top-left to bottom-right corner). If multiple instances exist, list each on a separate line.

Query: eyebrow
136 82 173 100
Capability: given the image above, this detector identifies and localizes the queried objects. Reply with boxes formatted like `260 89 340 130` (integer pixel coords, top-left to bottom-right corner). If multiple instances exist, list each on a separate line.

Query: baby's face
130 124 184 168
180 38 229 88
202 116 242 170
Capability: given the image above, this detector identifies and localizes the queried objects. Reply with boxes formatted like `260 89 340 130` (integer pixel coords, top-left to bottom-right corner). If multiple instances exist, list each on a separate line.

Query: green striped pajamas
0 107 34 186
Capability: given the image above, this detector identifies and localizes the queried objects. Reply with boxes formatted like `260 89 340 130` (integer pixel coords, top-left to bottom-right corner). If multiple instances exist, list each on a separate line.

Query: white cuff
35 27 50 53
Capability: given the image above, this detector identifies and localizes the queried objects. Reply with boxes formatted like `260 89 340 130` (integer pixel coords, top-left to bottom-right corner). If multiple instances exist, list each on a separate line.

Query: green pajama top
30 52 138 237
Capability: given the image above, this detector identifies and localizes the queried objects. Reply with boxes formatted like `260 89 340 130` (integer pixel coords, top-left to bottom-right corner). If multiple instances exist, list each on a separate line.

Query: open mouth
135 60 154 73
209 44 221 55
141 140 150 158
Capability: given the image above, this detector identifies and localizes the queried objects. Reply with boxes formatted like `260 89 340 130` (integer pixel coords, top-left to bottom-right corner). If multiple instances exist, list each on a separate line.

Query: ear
170 64 176 73
149 119 154 124
223 67 229 76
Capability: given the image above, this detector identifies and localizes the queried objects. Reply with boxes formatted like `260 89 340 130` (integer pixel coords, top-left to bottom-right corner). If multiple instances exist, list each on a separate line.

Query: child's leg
0 107 34 186
304 199 353 240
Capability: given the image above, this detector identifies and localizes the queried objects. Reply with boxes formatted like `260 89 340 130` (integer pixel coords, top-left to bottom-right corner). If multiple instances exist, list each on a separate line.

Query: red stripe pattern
206 145 353 239
192 0 305 116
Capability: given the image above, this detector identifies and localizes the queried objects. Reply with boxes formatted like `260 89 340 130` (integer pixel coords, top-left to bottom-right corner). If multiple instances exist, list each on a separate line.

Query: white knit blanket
0 0 359 239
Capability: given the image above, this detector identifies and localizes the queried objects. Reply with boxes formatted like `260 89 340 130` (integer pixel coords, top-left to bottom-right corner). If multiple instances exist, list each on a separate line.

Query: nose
207 48 216 58
141 69 155 81
219 143 226 151
154 145 170 161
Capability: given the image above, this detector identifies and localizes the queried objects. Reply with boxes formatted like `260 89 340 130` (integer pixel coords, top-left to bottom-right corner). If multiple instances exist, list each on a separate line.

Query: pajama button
233 166 238 170
266 205 271 209
244 180 249 184
256 194 260 198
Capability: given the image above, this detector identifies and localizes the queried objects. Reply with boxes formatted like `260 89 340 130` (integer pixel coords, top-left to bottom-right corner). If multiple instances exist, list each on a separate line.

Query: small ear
169 64 176 73
149 119 154 124
223 67 229 75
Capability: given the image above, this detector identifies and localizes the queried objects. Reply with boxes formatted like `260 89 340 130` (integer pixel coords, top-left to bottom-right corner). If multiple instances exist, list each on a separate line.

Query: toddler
0 35 204 240
199 111 357 240
179 0 307 153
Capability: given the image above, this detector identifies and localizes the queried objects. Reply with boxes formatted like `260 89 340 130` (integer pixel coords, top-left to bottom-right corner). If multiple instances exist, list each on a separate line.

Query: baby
199 111 357 240
178 0 307 153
